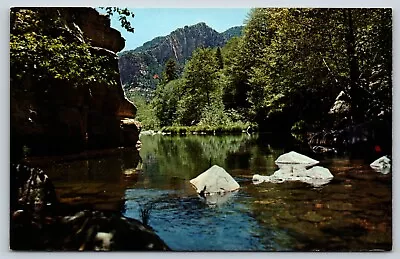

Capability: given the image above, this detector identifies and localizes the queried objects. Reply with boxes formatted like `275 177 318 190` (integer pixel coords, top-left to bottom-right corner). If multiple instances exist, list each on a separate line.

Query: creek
33 133 392 251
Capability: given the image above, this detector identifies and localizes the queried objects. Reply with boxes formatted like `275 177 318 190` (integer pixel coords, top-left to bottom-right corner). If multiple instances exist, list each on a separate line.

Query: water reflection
31 148 143 211
34 133 392 251
200 190 239 207
133 134 391 251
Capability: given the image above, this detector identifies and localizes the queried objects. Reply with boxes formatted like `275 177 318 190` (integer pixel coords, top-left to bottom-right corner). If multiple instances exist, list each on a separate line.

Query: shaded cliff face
10 7 139 158
118 23 243 92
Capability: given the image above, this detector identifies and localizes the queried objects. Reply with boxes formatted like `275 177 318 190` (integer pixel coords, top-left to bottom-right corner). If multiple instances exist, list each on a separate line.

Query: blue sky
102 8 250 52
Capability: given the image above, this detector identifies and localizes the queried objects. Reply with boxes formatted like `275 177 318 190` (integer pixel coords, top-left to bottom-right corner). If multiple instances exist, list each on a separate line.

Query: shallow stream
36 134 392 251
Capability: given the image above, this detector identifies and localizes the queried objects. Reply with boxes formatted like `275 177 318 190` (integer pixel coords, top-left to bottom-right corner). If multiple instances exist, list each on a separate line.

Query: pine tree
162 58 178 84
216 47 224 69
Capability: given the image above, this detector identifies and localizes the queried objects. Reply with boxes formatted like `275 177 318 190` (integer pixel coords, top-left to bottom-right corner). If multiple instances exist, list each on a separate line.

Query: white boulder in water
370 156 391 174
275 151 319 168
190 165 240 195
252 166 333 187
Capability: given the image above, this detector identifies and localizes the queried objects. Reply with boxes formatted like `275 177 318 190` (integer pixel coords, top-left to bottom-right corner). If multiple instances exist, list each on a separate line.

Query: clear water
38 133 392 251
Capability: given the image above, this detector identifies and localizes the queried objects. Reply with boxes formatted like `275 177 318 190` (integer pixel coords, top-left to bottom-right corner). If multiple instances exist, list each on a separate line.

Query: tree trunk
344 9 362 123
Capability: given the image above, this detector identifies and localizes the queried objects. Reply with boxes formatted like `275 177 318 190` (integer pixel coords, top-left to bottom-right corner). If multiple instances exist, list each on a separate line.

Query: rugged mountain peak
118 23 243 92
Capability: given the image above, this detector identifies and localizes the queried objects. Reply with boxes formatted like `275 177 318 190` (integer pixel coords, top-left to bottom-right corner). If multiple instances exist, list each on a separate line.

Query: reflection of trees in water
139 134 253 179
138 133 289 182
223 135 285 176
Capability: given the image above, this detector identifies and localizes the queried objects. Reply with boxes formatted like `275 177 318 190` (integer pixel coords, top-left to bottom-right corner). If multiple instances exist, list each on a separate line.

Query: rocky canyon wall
10 7 140 158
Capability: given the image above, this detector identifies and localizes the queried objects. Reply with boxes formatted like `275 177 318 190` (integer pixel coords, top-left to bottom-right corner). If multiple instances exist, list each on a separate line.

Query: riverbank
141 123 257 136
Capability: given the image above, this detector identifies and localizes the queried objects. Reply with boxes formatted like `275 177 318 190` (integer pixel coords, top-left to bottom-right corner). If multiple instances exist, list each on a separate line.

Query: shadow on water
26 133 392 251
24 147 144 212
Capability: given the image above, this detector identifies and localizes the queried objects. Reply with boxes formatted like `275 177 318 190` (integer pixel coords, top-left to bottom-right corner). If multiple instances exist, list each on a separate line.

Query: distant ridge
118 22 243 93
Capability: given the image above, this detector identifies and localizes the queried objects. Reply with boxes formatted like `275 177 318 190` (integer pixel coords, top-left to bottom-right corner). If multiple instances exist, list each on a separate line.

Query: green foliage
199 101 230 127
220 36 241 69
162 58 178 84
160 122 250 135
152 79 184 127
219 37 244 111
171 47 248 129
221 26 244 39
10 8 123 88
118 24 242 92
155 74 251 134
126 91 159 130
291 120 307 134
223 8 392 131
219 33 253 115
216 47 224 69
140 8 391 137
176 47 220 125
291 120 309 142
99 7 135 33
182 47 219 105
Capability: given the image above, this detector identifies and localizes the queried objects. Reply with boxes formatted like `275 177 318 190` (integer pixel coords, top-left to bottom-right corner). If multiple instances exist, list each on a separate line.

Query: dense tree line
129 8 392 135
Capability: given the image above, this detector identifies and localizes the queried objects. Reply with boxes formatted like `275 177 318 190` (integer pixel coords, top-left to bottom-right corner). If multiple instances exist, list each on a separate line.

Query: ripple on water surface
123 188 292 251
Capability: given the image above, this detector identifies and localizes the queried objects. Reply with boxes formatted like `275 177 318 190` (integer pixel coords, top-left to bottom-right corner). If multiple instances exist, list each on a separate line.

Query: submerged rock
190 165 240 195
253 164 333 188
370 156 391 174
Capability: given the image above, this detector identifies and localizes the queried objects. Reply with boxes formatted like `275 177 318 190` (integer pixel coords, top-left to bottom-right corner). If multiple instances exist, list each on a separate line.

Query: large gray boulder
190 165 240 195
